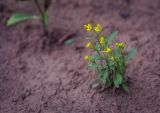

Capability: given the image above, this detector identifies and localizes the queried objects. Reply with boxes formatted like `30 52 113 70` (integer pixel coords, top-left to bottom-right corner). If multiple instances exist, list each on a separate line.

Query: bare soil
0 0 160 113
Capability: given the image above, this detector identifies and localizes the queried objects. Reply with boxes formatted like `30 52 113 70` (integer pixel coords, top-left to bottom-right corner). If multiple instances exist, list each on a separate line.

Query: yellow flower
84 55 92 61
100 36 105 45
84 23 92 31
94 24 102 33
86 42 93 48
116 42 125 48
102 47 112 53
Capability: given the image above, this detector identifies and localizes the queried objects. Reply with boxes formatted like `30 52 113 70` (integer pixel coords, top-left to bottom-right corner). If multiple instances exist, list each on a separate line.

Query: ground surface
0 0 160 113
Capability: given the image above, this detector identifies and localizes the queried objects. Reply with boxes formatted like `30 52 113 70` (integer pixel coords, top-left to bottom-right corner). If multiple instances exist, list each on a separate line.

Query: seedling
84 23 137 93
7 0 52 35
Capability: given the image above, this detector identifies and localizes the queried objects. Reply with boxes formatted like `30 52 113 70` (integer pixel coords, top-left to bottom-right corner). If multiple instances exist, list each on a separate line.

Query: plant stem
34 0 48 36
92 61 100 73
121 49 126 77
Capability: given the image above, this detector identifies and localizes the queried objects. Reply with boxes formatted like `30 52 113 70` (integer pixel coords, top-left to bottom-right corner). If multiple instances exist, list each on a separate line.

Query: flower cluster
84 23 125 62
84 23 102 33
116 42 125 48
83 23 136 93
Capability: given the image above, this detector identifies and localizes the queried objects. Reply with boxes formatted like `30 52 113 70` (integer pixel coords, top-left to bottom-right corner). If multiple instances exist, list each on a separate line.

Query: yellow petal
84 55 92 61
116 42 125 48
102 48 112 53
94 24 102 33
86 42 93 48
84 23 92 31
100 36 105 45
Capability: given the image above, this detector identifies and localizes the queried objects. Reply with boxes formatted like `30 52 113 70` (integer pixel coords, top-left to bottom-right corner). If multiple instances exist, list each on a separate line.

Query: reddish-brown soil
0 0 160 113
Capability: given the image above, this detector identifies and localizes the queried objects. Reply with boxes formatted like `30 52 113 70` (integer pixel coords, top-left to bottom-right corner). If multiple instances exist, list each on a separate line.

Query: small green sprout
84 23 137 93
7 0 52 35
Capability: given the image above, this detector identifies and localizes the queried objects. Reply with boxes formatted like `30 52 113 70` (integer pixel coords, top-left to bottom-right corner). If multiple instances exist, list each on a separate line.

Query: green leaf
43 11 49 27
108 59 116 70
99 68 108 84
125 48 137 63
95 43 101 51
114 48 122 57
88 63 98 69
113 48 126 74
7 13 39 26
106 31 118 45
106 79 112 86
64 39 74 45
88 63 103 70
92 54 101 61
114 73 123 88
122 84 129 93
